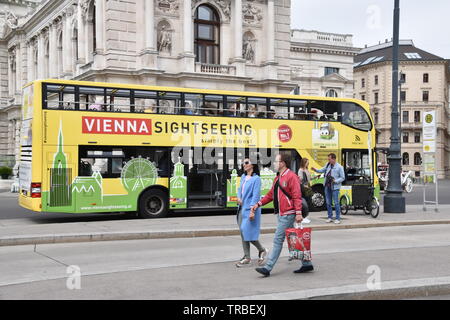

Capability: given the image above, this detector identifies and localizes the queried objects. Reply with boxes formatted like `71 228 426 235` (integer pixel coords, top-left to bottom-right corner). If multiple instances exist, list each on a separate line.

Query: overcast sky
291 0 450 59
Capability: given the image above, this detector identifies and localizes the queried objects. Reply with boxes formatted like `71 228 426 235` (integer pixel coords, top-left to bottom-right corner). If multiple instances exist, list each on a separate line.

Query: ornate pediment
242 2 263 27
320 72 350 83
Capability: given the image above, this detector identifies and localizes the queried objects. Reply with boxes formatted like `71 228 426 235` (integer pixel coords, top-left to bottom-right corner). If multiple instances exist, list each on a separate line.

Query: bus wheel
138 189 168 219
311 185 326 212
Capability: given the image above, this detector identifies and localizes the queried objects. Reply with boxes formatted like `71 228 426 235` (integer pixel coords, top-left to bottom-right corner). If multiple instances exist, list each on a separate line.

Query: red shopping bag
285 224 312 261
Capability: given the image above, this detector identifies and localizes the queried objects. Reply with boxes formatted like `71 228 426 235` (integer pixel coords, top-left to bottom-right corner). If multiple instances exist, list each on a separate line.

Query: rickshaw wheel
364 198 380 218
370 198 380 218
363 202 372 215
340 197 348 215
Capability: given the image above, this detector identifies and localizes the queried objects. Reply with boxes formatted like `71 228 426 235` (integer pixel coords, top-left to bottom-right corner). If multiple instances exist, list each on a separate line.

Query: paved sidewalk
0 203 449 247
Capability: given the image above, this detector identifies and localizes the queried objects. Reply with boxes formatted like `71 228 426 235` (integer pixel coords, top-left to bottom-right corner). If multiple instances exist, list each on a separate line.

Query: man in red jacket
251 153 314 277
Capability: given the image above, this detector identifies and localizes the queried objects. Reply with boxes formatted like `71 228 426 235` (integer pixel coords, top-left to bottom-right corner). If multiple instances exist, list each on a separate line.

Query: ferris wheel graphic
121 157 158 192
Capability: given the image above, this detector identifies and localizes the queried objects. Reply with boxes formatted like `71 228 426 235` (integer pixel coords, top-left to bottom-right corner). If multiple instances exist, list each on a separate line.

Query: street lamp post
384 0 406 213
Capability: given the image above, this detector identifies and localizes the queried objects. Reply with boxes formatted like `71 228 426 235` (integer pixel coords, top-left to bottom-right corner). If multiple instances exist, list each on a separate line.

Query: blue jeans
264 214 312 272
325 187 341 221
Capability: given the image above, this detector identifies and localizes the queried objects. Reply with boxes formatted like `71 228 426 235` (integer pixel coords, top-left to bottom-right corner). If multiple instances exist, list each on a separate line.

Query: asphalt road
0 179 448 222
1 224 450 300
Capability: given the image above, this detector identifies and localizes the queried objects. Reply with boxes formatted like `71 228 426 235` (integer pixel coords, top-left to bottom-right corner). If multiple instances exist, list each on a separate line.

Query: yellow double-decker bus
19 79 378 218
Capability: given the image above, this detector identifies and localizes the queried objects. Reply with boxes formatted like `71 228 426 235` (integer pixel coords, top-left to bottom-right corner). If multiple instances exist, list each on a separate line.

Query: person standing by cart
312 153 345 224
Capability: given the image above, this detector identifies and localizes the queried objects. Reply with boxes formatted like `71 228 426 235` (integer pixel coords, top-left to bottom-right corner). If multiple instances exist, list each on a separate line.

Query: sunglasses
243 161 251 165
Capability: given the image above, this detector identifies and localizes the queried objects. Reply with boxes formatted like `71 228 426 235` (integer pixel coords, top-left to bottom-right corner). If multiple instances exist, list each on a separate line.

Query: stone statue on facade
243 37 256 63
157 25 172 53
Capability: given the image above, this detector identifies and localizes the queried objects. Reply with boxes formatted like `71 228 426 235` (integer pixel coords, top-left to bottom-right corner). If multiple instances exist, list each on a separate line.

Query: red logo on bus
82 116 152 135
278 125 292 142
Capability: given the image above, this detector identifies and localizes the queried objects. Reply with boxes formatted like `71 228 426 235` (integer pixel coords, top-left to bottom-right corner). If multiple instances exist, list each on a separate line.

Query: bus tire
310 185 326 212
138 188 168 219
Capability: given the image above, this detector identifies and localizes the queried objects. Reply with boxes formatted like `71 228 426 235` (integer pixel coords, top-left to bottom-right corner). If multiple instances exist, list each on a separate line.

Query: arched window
86 0 97 60
326 89 338 98
414 152 422 165
402 152 409 165
194 5 220 64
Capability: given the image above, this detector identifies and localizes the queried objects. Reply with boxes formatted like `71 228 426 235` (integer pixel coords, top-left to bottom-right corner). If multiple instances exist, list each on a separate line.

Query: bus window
107 88 131 113
341 102 372 131
185 93 202 115
135 90 158 113
79 86 106 111
135 98 157 113
269 98 288 119
226 96 246 117
247 97 267 118
204 95 223 116
290 99 307 120
307 100 339 121
158 91 181 114
44 84 76 109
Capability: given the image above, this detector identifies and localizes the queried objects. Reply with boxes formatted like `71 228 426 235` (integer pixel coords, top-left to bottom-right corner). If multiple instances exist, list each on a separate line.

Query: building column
8 50 15 96
145 0 155 50
263 0 277 79
26 42 33 82
15 45 21 95
140 0 158 69
37 33 45 79
77 3 86 65
183 0 195 72
232 0 245 76
266 0 275 62
48 23 58 78
62 11 73 76
95 0 105 54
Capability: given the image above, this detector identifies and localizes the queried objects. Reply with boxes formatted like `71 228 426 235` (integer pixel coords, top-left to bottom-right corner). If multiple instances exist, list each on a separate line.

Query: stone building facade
354 40 450 179
0 0 357 169
290 29 358 98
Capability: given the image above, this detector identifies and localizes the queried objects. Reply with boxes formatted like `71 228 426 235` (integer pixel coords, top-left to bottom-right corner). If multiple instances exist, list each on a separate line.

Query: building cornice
291 45 359 57
354 59 448 72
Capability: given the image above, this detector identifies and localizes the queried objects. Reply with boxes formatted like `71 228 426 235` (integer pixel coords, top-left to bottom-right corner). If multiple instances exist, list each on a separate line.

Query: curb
1 219 450 247
222 276 450 300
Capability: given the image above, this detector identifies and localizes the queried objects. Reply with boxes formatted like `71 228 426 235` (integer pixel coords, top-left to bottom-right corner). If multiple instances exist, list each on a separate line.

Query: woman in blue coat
236 158 268 267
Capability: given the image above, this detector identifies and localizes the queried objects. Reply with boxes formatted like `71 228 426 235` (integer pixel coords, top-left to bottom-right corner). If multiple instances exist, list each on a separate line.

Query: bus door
185 147 226 209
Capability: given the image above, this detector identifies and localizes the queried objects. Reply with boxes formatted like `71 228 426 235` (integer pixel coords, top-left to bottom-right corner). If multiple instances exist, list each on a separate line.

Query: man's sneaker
293 265 314 273
255 267 270 277
236 257 251 268
302 217 311 224
258 248 268 266
334 220 341 224
326 218 333 223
